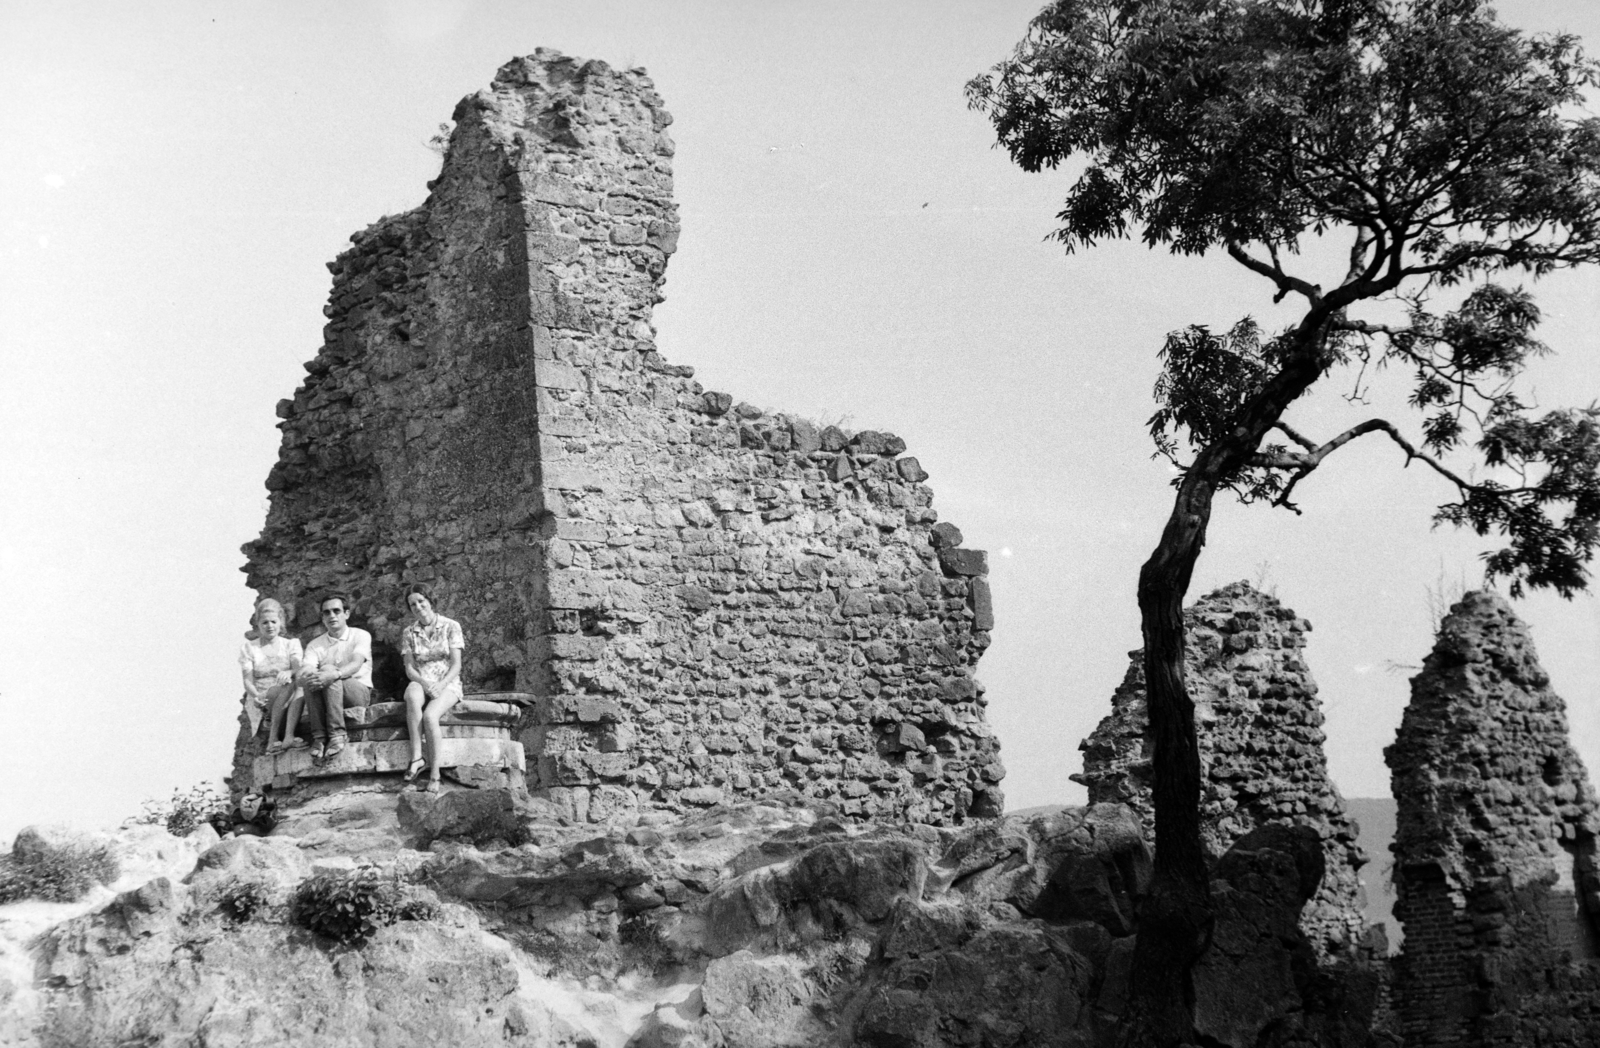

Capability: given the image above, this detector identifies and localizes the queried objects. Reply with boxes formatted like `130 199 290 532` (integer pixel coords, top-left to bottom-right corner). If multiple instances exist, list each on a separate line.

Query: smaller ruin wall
1386 590 1600 1048
1073 581 1369 959
238 51 1002 826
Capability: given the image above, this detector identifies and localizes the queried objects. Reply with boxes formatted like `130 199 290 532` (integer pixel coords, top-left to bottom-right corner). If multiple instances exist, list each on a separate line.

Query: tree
969 1 1600 1043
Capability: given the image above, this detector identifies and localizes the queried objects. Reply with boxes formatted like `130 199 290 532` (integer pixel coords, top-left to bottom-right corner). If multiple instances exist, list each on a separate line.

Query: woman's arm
438 647 462 689
239 645 260 702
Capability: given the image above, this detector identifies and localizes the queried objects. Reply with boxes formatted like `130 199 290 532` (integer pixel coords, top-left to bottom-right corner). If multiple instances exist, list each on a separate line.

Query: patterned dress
238 635 303 734
401 615 465 704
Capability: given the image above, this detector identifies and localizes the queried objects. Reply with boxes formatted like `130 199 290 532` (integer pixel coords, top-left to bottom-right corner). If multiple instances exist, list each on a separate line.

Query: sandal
265 741 285 755
422 779 441 794
404 757 426 783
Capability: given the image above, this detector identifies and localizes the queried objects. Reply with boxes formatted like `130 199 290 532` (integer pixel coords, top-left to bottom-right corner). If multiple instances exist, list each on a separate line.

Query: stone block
610 223 648 245
930 522 964 550
551 518 610 543
541 462 608 492
971 578 995 631
681 786 724 806
541 694 623 723
896 457 929 483
790 419 821 454
534 359 586 391
938 547 988 577
544 634 606 660
546 569 608 608
525 232 582 262
849 430 906 456
252 739 525 785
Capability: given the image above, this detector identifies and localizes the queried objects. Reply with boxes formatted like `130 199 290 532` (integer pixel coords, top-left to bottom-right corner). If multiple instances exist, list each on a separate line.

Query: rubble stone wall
1072 581 1369 959
1386 590 1600 1047
239 50 1002 826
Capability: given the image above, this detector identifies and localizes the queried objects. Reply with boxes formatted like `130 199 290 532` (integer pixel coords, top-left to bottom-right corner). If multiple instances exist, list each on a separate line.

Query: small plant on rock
0 844 120 905
216 879 271 923
128 782 231 837
291 865 440 947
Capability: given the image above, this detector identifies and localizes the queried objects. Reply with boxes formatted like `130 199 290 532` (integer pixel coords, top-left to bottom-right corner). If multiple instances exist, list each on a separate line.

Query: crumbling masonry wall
1073 582 1369 959
239 51 1003 825
1386 591 1600 1048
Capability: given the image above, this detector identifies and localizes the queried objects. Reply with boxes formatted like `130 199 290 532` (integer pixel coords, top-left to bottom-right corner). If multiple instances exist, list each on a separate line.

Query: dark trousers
304 679 372 742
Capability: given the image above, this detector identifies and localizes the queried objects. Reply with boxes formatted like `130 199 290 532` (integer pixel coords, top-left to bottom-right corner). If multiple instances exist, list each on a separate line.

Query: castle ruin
1073 581 1370 960
237 51 1002 826
1387 591 1600 1047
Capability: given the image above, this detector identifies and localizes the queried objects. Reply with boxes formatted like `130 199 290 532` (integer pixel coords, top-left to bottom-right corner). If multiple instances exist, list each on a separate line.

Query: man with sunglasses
296 593 373 762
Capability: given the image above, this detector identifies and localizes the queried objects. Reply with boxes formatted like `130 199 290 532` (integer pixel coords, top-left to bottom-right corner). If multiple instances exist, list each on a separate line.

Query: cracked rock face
12 788 1383 1046
237 49 1000 827
1387 590 1600 1048
1072 581 1369 960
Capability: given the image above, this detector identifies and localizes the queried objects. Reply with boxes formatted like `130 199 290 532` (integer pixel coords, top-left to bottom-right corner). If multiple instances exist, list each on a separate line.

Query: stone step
253 738 525 790
342 699 522 733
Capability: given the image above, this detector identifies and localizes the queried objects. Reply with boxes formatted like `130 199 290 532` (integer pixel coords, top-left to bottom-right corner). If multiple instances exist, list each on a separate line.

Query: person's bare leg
285 693 305 746
403 682 427 777
265 685 290 750
423 691 461 788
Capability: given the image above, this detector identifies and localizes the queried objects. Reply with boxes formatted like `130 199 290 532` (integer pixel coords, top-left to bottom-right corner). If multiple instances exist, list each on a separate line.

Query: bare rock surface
0 782 1390 1048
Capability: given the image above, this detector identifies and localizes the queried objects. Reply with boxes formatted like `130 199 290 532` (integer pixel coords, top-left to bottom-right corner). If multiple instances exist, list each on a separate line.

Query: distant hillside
1345 797 1399 951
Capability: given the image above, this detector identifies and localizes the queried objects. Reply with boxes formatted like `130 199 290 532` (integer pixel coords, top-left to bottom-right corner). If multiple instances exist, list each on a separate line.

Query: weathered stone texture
1386 591 1600 1048
239 50 1000 825
1072 581 1369 959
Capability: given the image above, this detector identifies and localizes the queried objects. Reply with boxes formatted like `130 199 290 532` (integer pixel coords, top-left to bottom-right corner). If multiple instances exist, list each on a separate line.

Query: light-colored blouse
239 636 303 687
401 615 465 685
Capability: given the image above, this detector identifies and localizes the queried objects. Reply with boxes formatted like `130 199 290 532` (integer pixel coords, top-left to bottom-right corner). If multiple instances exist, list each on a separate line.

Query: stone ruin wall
238 51 1003 826
1386 591 1600 1048
1073 581 1370 960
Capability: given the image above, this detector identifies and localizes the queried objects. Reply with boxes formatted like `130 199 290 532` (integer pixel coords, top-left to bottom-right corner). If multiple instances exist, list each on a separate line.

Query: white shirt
302 626 373 688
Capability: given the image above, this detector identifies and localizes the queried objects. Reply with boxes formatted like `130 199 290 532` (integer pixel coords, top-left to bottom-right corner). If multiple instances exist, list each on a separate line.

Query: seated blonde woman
400 584 464 793
238 598 305 754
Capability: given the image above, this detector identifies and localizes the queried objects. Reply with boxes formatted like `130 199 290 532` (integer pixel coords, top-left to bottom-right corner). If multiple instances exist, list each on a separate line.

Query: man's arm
296 643 324 685
326 630 372 681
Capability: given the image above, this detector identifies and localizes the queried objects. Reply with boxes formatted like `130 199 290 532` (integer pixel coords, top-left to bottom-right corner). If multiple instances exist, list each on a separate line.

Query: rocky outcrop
1386 590 1600 1047
1073 582 1369 959
238 49 1000 827
5 795 1378 1048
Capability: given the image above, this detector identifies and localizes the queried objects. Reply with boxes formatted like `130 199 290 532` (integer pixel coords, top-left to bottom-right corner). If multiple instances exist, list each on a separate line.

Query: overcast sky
4 0 1599 841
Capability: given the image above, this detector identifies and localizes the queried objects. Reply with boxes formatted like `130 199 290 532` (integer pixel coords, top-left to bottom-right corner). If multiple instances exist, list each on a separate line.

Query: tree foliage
970 0 1600 595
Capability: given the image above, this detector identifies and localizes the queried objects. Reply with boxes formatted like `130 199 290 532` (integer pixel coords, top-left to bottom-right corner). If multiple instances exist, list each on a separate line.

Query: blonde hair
253 598 287 629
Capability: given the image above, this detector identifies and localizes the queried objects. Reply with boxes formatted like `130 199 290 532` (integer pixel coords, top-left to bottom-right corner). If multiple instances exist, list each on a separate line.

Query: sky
3 0 1600 842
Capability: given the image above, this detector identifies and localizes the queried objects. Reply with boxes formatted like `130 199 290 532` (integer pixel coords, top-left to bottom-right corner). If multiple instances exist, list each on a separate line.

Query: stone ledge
254 739 526 787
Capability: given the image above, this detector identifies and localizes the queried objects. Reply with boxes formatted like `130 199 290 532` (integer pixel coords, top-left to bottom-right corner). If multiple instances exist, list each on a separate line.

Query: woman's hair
403 583 437 608
253 598 286 628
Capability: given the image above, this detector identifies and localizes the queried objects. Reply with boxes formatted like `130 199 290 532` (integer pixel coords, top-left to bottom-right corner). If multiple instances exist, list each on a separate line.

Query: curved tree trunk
1119 321 1336 1047
1122 472 1218 1047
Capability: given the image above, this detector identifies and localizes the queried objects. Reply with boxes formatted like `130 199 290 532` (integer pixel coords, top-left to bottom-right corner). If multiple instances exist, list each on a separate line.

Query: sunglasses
321 607 347 617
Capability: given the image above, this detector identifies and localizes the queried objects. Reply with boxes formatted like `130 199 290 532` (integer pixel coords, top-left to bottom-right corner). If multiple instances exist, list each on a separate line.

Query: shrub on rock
290 864 440 946
0 825 119 904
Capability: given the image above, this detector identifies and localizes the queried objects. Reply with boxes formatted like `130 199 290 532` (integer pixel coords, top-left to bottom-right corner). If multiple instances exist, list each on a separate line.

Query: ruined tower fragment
1387 591 1600 1047
1073 581 1368 958
239 51 1002 825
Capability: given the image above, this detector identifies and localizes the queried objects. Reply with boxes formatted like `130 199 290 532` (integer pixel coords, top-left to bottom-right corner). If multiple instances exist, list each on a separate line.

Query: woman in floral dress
400 584 465 793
